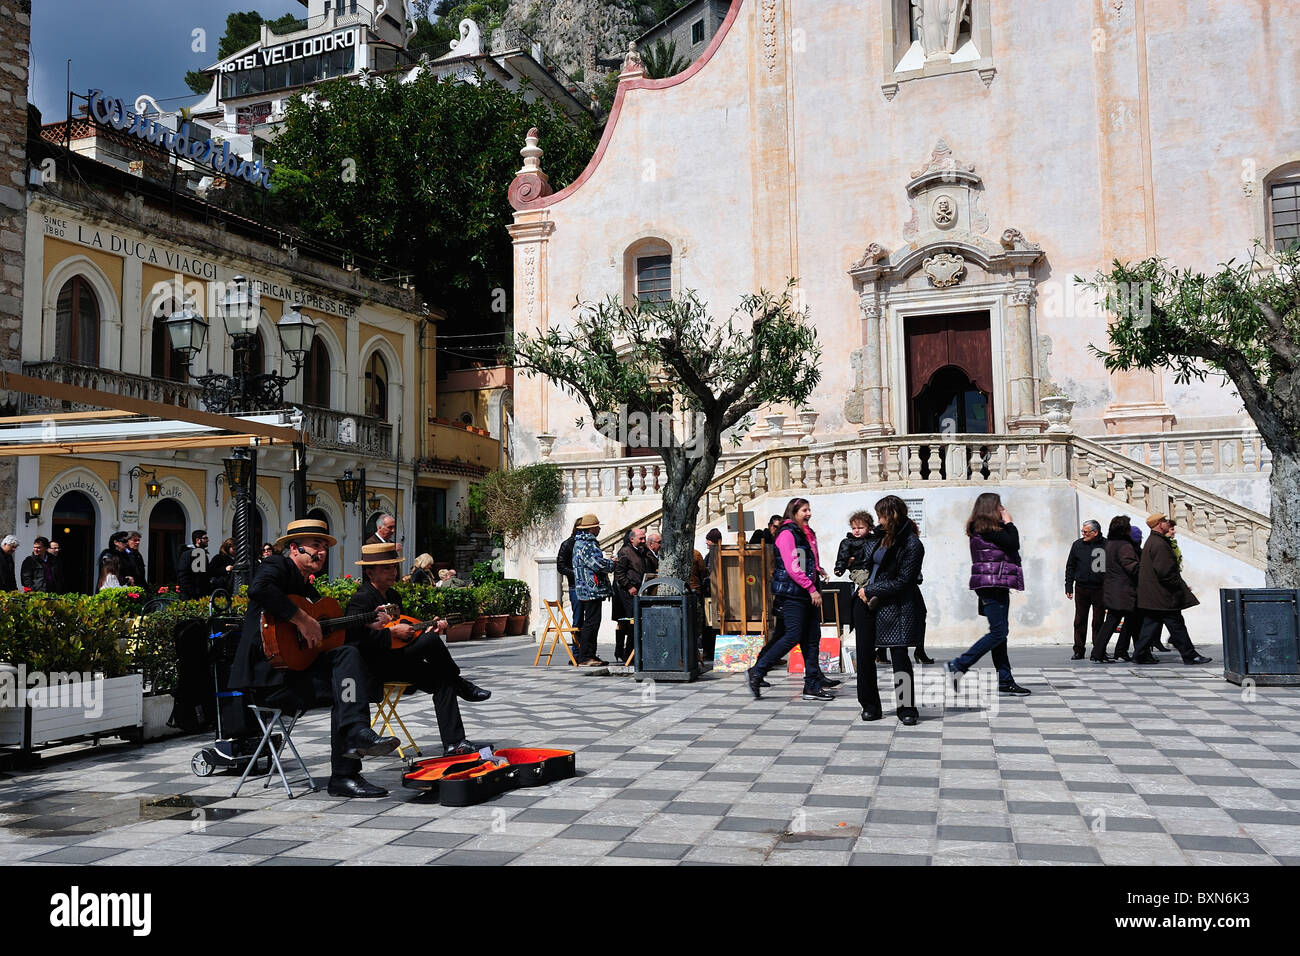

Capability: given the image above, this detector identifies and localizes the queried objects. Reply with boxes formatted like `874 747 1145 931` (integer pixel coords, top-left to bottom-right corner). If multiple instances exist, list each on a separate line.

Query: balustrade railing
1092 429 1271 478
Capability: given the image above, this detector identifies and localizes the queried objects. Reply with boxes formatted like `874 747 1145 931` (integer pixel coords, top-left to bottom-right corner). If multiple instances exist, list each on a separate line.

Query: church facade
505 0 1292 642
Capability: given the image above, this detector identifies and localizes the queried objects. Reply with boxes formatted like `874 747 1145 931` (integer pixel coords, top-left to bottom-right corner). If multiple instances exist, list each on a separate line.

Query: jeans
950 594 1014 686
568 585 585 629
752 596 825 691
1135 610 1197 661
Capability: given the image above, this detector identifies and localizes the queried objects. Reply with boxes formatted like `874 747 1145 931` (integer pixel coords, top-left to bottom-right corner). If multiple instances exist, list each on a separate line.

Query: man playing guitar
345 542 491 757
230 518 401 798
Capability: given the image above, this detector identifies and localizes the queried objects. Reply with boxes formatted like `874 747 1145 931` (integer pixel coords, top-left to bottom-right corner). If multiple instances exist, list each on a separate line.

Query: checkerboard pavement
3 638 1300 866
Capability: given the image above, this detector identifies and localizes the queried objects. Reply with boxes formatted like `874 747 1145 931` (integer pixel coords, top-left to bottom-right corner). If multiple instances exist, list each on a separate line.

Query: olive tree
1086 246 1300 585
512 285 821 580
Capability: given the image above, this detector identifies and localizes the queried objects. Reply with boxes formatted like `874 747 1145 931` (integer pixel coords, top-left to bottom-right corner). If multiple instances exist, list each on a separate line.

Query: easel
710 525 772 641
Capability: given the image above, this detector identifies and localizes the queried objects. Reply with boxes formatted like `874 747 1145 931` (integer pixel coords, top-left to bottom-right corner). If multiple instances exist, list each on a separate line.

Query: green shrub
0 592 132 676
392 582 445 624
470 559 504 585
312 575 360 606
439 587 479 624
499 579 531 616
129 597 248 694
468 462 563 539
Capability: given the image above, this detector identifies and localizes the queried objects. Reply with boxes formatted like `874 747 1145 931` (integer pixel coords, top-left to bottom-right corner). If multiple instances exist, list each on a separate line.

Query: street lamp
164 298 207 359
276 304 317 365
127 465 161 502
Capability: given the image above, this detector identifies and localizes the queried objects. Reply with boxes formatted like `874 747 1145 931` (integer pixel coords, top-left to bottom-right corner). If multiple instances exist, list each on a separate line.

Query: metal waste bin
634 577 699 683
1221 589 1300 686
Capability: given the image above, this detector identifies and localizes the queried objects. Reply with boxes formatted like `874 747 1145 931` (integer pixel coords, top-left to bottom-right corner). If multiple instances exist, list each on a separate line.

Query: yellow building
13 134 498 592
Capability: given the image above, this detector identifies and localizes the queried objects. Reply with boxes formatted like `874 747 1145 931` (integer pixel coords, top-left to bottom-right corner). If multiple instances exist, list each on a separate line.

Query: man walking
0 535 18 591
1065 519 1107 660
1133 513 1212 666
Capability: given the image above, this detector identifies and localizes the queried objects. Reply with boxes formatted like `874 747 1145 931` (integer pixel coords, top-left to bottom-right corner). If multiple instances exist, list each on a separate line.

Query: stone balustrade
1092 428 1271 478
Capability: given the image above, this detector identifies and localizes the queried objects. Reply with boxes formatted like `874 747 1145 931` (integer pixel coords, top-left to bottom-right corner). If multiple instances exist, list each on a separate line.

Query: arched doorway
51 491 96 594
307 507 331 578
148 498 187 588
912 364 992 434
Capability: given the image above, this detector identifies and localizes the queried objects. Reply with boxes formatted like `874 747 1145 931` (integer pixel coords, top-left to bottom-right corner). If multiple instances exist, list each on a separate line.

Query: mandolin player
345 542 491 758
229 518 402 799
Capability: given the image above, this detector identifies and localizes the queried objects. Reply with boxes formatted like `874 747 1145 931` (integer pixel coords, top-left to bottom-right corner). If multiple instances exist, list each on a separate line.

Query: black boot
914 648 935 665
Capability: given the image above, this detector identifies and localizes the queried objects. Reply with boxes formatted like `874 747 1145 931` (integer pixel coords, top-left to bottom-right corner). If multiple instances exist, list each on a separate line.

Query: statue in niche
913 0 970 58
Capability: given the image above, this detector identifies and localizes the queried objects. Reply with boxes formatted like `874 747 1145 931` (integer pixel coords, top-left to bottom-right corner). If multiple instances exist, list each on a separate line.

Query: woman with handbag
947 493 1032 697
855 495 924 725
748 497 839 701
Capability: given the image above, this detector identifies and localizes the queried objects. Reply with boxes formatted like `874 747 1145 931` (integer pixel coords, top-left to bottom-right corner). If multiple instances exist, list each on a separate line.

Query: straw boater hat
576 513 600 530
356 542 402 566
275 517 337 549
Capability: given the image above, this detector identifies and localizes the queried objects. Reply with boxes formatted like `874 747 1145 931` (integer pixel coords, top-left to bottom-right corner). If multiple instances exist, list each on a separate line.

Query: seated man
345 542 491 757
229 518 400 799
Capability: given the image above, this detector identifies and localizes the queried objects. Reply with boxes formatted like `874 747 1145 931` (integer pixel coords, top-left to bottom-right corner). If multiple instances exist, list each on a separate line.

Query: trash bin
1221 589 1300 686
634 576 699 683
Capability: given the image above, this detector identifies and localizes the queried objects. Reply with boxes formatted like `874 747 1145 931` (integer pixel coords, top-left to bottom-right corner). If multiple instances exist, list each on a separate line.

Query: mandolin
261 594 398 671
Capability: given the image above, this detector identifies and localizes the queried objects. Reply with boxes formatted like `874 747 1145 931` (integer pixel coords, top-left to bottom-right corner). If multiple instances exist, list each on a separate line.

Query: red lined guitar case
402 748 576 805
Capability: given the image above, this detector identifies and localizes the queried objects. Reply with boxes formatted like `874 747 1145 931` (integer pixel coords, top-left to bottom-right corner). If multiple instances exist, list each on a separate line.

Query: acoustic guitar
261 594 399 671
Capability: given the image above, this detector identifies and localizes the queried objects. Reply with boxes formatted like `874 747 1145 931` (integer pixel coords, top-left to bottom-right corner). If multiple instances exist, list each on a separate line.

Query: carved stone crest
851 242 887 270
922 253 966 288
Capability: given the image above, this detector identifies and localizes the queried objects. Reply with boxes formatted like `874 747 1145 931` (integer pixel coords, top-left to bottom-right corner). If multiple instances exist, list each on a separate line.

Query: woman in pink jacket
747 497 840 701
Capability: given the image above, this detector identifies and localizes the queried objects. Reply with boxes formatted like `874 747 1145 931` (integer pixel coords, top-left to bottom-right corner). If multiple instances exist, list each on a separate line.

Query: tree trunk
1266 442 1300 588
657 448 718 587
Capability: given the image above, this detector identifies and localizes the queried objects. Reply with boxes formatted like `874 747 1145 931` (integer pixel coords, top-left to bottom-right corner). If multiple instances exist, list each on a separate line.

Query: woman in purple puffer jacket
946 492 1032 696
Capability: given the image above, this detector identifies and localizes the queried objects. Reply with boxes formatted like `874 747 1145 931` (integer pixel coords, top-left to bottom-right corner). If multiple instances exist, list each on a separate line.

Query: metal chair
231 704 315 799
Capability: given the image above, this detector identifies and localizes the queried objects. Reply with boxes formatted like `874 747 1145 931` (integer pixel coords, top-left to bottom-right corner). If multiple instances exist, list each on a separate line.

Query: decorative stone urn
536 433 557 460
798 409 819 445
1041 394 1075 434
765 414 786 440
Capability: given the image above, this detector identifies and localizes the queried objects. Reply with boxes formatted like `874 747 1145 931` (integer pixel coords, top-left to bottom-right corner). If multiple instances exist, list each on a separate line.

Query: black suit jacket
20 554 53 591
176 546 212 599
344 581 399 658
230 553 320 689
0 549 15 591
123 549 148 590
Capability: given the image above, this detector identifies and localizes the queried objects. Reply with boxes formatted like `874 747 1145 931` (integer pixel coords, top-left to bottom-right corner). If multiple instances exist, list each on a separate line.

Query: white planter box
0 672 143 749
141 693 177 741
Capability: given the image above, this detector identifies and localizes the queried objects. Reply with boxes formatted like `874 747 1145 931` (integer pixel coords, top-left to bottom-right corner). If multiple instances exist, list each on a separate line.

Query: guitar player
229 518 402 799
345 542 492 757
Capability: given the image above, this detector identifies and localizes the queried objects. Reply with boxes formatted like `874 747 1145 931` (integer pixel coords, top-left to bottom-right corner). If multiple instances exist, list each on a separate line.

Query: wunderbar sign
87 89 273 190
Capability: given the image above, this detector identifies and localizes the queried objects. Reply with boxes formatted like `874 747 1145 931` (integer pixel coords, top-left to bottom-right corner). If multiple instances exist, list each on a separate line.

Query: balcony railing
21 361 390 456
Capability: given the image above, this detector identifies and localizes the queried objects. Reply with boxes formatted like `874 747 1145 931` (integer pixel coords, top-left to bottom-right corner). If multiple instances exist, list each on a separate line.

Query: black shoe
1071 651 1085 660
897 708 919 726
875 650 888 663
1133 654 1161 665
1090 655 1116 664
759 679 771 688
999 682 1032 696
746 668 763 700
341 728 401 760
1185 654 1213 665
914 650 935 665
327 773 389 798
945 662 963 693
444 739 479 757
1115 652 1132 662
820 677 842 688
802 687 835 701
455 678 491 702
1154 642 1172 652
860 708 883 722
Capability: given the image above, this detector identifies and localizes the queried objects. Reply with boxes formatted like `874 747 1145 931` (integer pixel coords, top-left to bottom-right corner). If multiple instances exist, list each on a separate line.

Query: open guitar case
402 748 577 806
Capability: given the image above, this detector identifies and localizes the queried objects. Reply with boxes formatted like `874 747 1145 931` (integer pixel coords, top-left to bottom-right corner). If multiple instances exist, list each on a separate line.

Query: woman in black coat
855 495 925 725
1099 515 1142 662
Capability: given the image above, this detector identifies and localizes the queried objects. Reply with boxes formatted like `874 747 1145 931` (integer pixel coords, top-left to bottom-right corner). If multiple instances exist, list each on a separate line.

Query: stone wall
0 2 31 530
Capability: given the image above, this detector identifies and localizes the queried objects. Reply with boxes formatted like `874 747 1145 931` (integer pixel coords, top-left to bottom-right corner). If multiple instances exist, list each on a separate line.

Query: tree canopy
513 285 821 578
265 69 597 336
1086 246 1300 584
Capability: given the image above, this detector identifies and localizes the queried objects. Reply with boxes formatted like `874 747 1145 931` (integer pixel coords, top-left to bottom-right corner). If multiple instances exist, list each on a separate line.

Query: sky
28 0 308 122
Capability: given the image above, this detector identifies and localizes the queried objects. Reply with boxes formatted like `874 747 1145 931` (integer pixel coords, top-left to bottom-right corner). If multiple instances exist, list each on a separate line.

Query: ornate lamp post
166 279 318 588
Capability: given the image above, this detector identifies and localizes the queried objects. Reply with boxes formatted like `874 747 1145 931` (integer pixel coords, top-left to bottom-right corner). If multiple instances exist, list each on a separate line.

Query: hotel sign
218 28 361 73
87 88 274 190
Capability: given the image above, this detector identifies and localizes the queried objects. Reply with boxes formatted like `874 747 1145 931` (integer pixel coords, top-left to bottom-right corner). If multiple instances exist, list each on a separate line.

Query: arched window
151 302 187 383
623 238 673 306
55 275 100 366
302 338 331 407
1267 164 1300 252
365 351 389 420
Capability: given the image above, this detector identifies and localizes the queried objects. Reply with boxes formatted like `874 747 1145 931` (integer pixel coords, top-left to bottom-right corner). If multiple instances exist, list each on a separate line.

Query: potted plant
475 581 511 638
502 579 531 635
440 587 478 642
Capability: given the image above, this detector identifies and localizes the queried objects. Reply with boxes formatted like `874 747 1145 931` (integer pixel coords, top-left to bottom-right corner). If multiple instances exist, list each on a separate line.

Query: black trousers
365 631 466 748
1134 610 1197 661
579 599 604 661
854 598 915 713
265 643 371 778
614 603 635 661
1099 607 1144 657
1072 584 1106 654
